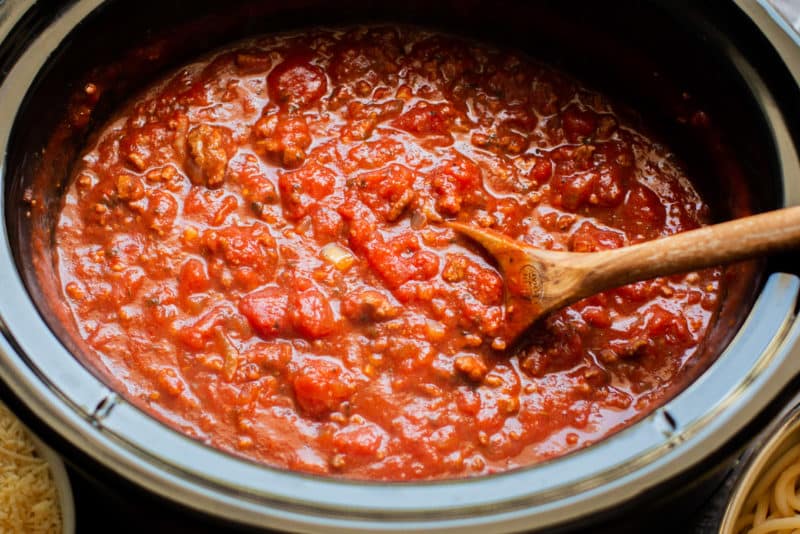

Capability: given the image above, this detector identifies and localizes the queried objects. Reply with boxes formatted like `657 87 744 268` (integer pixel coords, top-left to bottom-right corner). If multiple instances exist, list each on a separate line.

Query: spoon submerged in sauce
448 205 800 348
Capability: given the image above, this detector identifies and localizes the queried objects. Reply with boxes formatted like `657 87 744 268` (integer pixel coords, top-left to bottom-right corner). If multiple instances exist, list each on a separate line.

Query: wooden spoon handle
584 205 800 289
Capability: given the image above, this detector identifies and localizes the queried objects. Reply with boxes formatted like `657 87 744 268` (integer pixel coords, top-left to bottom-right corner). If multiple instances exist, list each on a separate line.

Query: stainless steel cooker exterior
0 1 799 532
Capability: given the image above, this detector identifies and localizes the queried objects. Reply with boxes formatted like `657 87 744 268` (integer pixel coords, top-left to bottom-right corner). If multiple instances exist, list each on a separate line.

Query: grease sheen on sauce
55 27 722 480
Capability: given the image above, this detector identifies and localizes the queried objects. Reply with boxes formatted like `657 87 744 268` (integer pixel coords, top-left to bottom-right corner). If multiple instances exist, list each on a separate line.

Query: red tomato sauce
54 26 722 480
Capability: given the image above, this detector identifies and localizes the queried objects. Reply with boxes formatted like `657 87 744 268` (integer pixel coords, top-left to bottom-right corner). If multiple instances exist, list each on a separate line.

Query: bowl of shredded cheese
0 401 74 534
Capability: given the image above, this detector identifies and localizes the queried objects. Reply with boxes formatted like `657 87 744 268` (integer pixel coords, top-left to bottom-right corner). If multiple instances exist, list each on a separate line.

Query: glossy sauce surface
55 27 722 480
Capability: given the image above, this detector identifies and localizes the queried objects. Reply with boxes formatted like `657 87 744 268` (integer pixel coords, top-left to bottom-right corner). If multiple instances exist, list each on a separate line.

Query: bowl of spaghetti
721 402 800 534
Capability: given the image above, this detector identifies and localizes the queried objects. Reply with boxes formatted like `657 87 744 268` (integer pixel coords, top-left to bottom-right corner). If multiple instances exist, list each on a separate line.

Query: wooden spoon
447 205 800 349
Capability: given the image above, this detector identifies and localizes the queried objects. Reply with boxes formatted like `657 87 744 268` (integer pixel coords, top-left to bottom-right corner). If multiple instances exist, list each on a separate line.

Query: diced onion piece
215 327 239 382
320 243 356 270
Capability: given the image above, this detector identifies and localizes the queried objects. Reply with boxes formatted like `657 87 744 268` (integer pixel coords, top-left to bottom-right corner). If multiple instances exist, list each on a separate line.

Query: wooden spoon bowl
448 205 800 347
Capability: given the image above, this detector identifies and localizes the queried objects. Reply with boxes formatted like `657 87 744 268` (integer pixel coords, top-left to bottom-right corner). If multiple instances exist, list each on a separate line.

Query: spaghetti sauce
55 27 722 480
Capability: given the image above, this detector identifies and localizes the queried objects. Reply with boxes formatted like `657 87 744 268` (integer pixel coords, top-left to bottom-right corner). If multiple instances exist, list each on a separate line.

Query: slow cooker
1 1 800 532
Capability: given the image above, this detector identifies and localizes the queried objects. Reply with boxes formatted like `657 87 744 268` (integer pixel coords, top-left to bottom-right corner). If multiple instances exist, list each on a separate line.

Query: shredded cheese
0 402 62 533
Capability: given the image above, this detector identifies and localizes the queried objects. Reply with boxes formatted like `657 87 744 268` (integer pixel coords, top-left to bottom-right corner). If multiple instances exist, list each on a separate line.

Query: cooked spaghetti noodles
735 443 800 534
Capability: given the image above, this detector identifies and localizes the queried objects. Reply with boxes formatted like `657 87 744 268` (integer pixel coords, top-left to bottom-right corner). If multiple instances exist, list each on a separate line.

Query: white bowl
26 430 75 534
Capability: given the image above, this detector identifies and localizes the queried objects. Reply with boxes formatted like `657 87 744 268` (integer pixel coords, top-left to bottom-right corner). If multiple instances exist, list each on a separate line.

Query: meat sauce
55 27 722 480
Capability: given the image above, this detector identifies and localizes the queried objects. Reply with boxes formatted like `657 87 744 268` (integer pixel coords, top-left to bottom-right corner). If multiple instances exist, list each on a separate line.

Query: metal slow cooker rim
1 1 800 532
